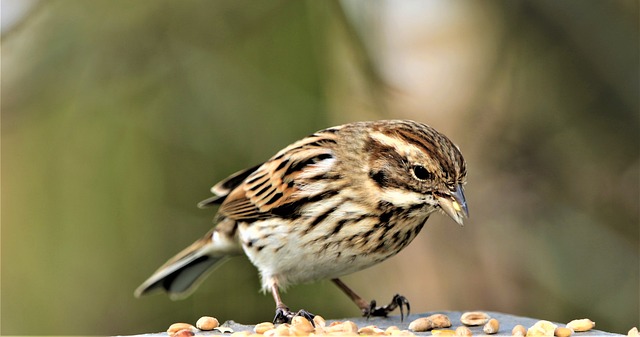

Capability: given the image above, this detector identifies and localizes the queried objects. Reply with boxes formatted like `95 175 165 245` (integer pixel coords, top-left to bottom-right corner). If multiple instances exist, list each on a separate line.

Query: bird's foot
363 294 410 322
273 307 316 324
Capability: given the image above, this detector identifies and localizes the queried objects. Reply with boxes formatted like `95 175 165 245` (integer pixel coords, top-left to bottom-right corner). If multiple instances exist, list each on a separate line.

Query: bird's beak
437 184 468 226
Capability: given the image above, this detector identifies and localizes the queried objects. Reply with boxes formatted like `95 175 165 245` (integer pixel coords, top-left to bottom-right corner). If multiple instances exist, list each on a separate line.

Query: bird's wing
198 164 263 208
219 134 338 221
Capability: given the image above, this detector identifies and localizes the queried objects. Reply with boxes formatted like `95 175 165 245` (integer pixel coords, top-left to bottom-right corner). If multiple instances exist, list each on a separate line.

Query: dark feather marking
270 189 340 219
254 183 272 197
159 255 210 293
303 138 338 148
304 205 337 234
369 170 387 187
263 192 283 206
372 241 386 254
331 218 348 235
274 159 290 172
284 153 333 177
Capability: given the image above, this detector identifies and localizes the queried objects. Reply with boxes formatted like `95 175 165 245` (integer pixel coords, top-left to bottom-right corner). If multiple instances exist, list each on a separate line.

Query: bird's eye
412 165 432 181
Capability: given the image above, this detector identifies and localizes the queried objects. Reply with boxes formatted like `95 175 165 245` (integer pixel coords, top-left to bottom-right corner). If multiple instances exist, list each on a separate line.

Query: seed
432 329 456 336
455 326 473 336
428 314 452 329
512 325 527 336
262 328 278 337
483 318 500 334
172 329 195 337
386 326 400 332
408 317 432 332
327 321 358 334
196 316 219 331
460 312 490 326
566 319 595 332
527 320 557 337
358 325 386 335
276 323 292 336
264 324 291 337
554 327 572 337
313 315 326 328
290 316 314 335
167 323 197 336
628 327 638 337
255 322 276 334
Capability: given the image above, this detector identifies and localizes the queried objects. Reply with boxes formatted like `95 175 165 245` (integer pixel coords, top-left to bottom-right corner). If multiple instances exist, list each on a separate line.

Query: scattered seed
512 325 527 336
313 315 326 329
455 326 473 336
527 320 557 337
428 314 452 329
172 329 195 337
386 326 400 333
566 319 595 332
196 316 219 331
358 325 386 335
460 312 491 326
290 316 314 335
326 321 358 334
167 323 197 336
554 327 572 337
255 322 276 334
483 318 500 334
408 317 432 332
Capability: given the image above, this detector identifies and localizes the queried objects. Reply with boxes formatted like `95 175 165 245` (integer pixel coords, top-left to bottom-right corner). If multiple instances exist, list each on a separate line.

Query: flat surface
122 311 623 336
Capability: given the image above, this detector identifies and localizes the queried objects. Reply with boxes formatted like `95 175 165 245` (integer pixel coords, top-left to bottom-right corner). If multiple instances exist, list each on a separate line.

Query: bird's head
364 120 468 225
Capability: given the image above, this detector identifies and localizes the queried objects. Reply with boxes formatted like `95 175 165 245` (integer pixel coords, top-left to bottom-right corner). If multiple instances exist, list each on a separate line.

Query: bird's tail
134 228 241 300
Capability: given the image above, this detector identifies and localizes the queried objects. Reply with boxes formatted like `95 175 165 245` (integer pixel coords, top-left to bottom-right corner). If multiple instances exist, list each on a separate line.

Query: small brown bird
135 120 468 323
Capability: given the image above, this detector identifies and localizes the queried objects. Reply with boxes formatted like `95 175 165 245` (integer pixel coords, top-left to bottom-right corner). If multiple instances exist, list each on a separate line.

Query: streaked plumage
135 120 468 322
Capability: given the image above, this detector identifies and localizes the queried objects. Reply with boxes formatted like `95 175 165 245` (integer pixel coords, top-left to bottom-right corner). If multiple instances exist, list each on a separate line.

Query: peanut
432 329 456 336
455 326 473 336
313 315 326 328
358 325 386 335
483 318 500 334
527 320 557 337
173 329 195 337
460 312 490 326
428 314 452 329
408 317 432 332
326 321 358 334
628 327 639 337
512 325 527 336
255 322 276 334
167 323 197 336
290 316 314 335
196 316 219 331
566 319 595 332
554 327 572 337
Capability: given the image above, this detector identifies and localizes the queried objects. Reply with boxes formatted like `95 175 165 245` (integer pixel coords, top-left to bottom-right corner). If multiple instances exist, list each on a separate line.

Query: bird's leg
331 278 410 322
270 281 315 324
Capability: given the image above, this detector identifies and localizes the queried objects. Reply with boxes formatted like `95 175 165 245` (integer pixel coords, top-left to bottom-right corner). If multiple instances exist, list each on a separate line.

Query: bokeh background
2 0 638 335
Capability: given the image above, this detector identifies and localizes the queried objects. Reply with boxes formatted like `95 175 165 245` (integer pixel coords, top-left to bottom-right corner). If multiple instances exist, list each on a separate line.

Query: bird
134 119 468 323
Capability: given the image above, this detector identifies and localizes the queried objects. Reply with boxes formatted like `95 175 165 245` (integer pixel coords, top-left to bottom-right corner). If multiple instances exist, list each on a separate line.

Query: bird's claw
273 307 316 325
363 294 411 322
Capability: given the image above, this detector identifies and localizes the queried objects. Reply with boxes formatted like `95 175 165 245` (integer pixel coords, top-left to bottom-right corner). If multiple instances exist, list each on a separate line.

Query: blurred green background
2 0 638 335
